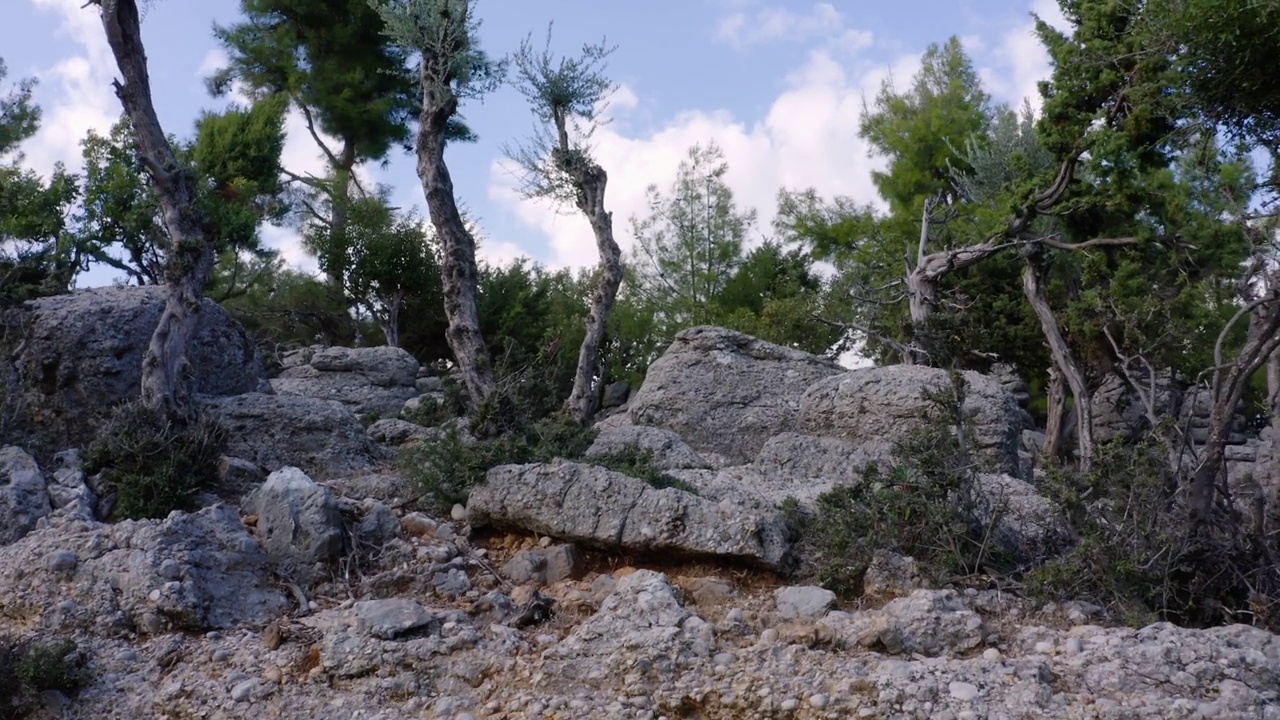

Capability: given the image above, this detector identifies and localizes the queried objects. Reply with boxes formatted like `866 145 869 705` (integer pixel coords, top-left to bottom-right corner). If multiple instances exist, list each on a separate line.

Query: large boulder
820 589 987 657
626 326 842 465
0 505 289 636
972 473 1073 564
798 365 1031 476
199 393 386 478
273 346 420 419
468 461 791 570
241 466 349 585
1 286 270 448
0 446 51 545
584 424 714 470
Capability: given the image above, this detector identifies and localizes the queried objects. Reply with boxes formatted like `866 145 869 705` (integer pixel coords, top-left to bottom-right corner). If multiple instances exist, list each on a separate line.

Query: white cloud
975 0 1072 112
22 0 119 176
487 47 927 272
716 2 869 52
196 47 228 80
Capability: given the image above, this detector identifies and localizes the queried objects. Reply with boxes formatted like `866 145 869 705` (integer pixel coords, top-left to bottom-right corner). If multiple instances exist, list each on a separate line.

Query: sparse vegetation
84 400 227 520
1025 435 1280 631
0 636 88 720
784 372 1014 596
587 445 698 494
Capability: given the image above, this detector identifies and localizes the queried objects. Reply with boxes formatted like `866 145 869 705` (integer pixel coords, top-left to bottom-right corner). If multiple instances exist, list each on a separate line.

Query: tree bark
1190 294 1280 521
1042 363 1066 462
1022 255 1094 472
98 0 212 419
559 150 624 425
415 88 493 410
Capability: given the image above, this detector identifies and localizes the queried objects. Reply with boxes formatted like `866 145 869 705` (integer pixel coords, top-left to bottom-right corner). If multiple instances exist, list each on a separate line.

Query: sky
1 0 1070 286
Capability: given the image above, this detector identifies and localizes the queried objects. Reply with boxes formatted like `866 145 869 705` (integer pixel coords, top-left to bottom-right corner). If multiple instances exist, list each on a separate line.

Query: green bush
0 637 88 720
84 401 227 520
785 371 1014 596
1024 435 1280 631
400 415 596 511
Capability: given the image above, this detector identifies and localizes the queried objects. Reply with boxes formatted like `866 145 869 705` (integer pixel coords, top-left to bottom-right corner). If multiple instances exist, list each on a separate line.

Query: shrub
84 401 227 520
1024 434 1280 631
785 371 1014 596
400 415 597 511
0 637 88 720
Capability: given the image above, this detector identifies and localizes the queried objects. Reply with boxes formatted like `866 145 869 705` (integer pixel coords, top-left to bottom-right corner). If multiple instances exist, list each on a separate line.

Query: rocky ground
2 290 1278 719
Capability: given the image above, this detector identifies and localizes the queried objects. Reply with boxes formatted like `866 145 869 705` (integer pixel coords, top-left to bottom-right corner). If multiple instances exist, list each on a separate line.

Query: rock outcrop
200 393 385 477
0 505 288 636
241 467 348 585
0 445 51 545
274 346 420 419
799 365 1032 476
626 326 843 464
468 461 791 570
0 286 270 448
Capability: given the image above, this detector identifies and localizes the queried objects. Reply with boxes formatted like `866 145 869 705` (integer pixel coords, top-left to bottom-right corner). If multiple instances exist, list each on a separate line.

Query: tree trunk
415 90 493 410
327 141 356 291
1190 297 1280 521
98 0 212 419
1268 349 1280 422
561 154 624 425
380 291 402 348
1042 364 1066 463
1022 256 1094 472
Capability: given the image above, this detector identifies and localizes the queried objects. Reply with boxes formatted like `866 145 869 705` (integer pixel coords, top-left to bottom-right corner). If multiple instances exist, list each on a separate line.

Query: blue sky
2 0 1068 286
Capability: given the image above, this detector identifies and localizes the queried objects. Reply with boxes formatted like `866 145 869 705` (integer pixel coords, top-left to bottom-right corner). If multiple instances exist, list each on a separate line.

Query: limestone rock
799 365 1031 477
627 326 842 464
355 599 434 640
774 586 836 620
551 570 704 667
201 393 385 477
468 461 791 570
584 424 712 470
241 467 348 584
821 589 987 657
973 473 1073 564
0 505 288 635
0 286 270 448
863 550 923 599
367 418 440 447
0 446 51 545
273 346 420 419
502 544 579 586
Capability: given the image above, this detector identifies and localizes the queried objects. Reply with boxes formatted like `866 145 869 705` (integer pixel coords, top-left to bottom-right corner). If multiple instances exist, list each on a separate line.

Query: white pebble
781 698 799 711
230 679 258 702
809 693 830 709
1066 637 1084 654
982 648 1002 661
948 681 980 701
1034 641 1055 654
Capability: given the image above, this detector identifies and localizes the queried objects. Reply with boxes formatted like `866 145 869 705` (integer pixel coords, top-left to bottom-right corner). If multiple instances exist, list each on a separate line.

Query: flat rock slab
355 598 434 639
468 461 791 571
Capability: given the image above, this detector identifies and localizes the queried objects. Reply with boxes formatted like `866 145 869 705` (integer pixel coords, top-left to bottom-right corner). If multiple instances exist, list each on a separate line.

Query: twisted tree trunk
98 0 212 419
415 89 493 411
1022 254 1094 472
559 150 624 425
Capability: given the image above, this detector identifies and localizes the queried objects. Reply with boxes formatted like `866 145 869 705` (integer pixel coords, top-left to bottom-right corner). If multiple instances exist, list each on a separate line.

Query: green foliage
400 416 596 510
786 373 1013 596
0 58 39 160
630 142 752 331
372 0 506 103
860 37 993 213
586 445 697 494
1025 437 1280 631
219 264 358 350
0 636 88 720
84 401 227 520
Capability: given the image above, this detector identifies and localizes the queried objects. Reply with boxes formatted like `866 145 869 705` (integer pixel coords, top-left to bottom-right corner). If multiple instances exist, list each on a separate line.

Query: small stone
451 504 468 522
809 693 830 709
264 667 283 684
402 512 438 537
537 535 552 548
1034 641 1054 654
44 550 77 573
713 652 735 666
724 608 745 624
263 622 283 650
157 558 182 580
781 698 800 711
759 628 779 644
949 681 980 701
455 714 476 720
210 648 230 662
231 679 258 702
983 648 1002 661
774 586 836 620
435 523 457 541
1065 637 1084 654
